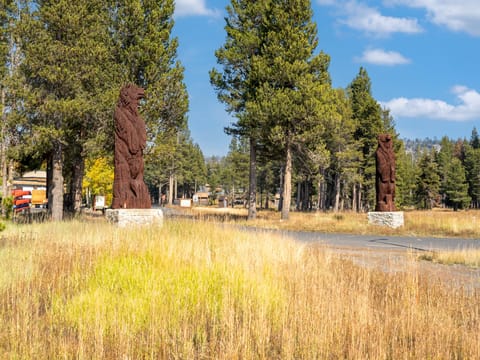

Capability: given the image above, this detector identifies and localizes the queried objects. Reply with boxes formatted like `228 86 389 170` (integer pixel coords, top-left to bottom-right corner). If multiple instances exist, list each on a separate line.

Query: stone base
106 208 163 228
368 211 404 229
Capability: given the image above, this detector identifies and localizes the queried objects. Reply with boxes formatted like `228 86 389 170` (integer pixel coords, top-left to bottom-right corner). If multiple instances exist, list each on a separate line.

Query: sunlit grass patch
54 253 285 336
419 248 480 268
49 220 287 355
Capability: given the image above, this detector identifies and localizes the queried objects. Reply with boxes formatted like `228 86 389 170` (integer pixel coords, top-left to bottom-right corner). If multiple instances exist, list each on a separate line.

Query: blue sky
172 0 480 156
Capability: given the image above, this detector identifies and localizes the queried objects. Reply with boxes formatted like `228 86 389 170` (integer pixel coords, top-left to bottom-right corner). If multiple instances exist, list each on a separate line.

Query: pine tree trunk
296 181 301 210
168 173 174 205
281 143 292 220
247 137 257 220
303 180 309 210
66 154 84 214
72 156 84 213
352 183 357 212
340 181 345 211
50 143 64 221
278 166 284 212
318 167 326 211
174 176 177 200
334 174 340 212
1 87 6 215
358 184 363 212
317 178 322 211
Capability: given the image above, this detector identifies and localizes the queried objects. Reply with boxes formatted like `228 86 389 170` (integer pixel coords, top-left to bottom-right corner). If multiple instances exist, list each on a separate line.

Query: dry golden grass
419 248 480 268
0 218 479 358
191 207 480 238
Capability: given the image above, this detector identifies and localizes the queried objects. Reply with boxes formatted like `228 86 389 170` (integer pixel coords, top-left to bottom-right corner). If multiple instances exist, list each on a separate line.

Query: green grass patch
52 247 286 342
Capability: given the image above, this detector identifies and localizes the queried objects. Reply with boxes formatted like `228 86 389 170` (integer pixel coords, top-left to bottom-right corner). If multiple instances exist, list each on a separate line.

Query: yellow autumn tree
83 157 114 207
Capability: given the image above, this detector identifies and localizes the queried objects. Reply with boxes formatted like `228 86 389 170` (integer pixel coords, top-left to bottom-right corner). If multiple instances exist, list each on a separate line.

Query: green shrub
1 196 13 220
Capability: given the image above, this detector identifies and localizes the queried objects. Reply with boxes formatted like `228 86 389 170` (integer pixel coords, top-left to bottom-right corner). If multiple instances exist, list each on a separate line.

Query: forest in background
1 1 479 221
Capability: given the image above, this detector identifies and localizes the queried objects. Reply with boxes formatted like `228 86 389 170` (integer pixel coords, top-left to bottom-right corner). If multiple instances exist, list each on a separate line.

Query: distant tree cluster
208 129 478 213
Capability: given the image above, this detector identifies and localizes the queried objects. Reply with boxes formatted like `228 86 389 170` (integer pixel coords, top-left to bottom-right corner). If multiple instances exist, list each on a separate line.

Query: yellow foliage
83 157 114 205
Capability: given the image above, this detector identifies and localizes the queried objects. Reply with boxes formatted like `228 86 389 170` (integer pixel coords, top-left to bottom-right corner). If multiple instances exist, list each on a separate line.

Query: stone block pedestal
106 208 163 227
368 211 404 228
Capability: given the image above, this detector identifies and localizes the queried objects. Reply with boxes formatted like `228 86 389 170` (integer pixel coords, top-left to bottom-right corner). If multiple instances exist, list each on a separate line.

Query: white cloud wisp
318 0 423 36
387 0 480 36
175 0 220 17
356 48 411 66
381 86 480 122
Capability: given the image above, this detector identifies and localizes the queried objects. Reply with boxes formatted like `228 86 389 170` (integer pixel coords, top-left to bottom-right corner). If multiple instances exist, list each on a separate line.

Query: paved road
162 208 479 252
242 227 480 252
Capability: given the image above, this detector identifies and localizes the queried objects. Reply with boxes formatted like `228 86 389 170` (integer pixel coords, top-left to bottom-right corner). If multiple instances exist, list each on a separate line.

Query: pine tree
348 67 384 211
223 136 249 200
463 142 480 208
444 157 471 211
415 150 440 209
436 136 454 207
322 88 359 211
470 127 480 149
210 1 267 219
395 141 417 208
246 0 332 220
0 0 16 212
17 0 117 220
175 131 207 198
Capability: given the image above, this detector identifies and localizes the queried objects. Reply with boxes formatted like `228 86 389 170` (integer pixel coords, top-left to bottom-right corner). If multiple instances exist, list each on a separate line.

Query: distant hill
402 137 441 161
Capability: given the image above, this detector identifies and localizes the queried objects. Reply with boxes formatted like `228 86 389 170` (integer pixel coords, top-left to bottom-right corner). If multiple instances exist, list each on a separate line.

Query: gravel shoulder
319 245 480 289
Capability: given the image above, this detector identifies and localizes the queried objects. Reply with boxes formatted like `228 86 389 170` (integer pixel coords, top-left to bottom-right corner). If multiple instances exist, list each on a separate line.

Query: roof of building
13 170 47 188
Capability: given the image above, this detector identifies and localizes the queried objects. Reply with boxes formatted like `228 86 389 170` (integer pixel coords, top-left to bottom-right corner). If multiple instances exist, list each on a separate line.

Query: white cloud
356 48 411 65
175 0 220 17
381 86 480 122
386 0 480 36
318 0 423 36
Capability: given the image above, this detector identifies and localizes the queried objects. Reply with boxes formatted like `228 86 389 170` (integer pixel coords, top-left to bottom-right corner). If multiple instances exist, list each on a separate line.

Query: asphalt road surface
162 208 479 252
243 227 480 252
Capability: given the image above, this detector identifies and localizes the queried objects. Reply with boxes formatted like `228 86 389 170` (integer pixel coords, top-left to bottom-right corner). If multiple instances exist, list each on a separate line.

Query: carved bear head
378 133 393 151
118 84 145 109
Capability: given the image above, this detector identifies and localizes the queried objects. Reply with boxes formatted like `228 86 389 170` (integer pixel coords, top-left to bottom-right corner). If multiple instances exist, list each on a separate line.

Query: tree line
206 129 479 213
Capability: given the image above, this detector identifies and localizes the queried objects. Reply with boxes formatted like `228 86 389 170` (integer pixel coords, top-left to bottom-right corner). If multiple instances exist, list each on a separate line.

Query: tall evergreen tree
246 0 332 220
436 136 454 207
470 127 480 149
444 157 471 211
0 0 16 210
395 141 417 208
463 142 480 208
415 150 440 209
210 1 267 220
348 67 384 211
17 0 117 220
322 88 359 212
223 136 249 198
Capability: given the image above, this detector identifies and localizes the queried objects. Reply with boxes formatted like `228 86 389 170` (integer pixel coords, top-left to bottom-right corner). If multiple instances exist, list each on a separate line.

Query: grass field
191 207 480 239
0 219 478 359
